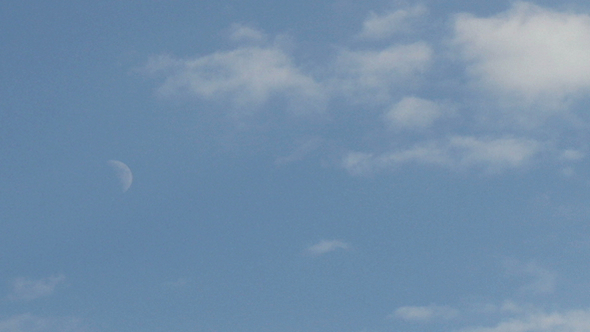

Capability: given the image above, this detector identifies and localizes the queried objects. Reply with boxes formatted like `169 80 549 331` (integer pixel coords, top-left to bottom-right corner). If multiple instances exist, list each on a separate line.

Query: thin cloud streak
306 240 350 256
343 136 543 175
392 304 459 322
357 4 427 40
7 275 65 301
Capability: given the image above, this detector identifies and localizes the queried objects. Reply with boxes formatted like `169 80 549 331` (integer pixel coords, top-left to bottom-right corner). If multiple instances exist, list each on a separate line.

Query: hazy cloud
145 31 326 114
358 4 427 40
392 304 459 322
333 42 432 101
503 259 556 295
384 96 444 129
306 240 349 256
228 23 267 43
0 314 85 332
8 275 65 301
462 308 590 332
344 136 542 175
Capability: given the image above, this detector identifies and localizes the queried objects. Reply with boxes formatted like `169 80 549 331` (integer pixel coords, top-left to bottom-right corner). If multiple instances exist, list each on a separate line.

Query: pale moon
107 160 133 193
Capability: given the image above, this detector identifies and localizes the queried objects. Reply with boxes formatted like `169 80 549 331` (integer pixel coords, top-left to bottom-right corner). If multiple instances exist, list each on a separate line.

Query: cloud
344 136 543 175
384 96 444 129
145 5 590 176
7 275 65 301
503 259 556 295
332 42 432 101
0 314 85 332
228 23 267 43
274 137 324 166
453 2 590 108
306 240 349 256
392 304 459 322
145 31 326 114
357 4 427 40
462 308 590 332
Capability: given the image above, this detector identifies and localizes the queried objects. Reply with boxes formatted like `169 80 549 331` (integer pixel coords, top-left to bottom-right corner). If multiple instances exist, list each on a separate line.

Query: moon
107 160 133 193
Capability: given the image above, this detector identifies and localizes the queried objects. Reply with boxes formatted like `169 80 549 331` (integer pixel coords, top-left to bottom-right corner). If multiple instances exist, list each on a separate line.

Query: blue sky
3 1 590 331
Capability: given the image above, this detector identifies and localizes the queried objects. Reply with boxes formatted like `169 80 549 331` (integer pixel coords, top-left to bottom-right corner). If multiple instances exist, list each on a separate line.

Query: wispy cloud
357 4 428 40
0 314 85 332
227 23 267 44
392 304 459 322
145 31 326 115
503 259 557 295
343 136 543 175
462 307 590 332
332 42 432 102
7 275 65 301
305 240 350 256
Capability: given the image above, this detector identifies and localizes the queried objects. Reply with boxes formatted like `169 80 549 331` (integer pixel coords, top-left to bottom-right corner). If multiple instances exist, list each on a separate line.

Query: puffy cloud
392 304 459 322
385 96 444 129
358 4 427 40
145 34 326 114
306 240 349 256
344 136 542 175
454 2 590 107
8 275 65 301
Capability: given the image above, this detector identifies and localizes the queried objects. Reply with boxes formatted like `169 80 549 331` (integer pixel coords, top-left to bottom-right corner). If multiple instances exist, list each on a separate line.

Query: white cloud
454 2 590 108
306 240 349 256
385 96 443 129
0 314 85 332
8 275 65 301
145 37 326 114
392 304 459 322
333 42 432 101
358 4 427 40
462 308 590 332
344 136 542 175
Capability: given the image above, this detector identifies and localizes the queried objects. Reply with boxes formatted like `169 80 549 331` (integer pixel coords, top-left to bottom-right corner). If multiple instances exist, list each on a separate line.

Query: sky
3 0 590 331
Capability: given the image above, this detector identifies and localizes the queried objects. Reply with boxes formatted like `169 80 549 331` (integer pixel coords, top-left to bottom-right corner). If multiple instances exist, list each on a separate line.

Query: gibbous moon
107 160 133 193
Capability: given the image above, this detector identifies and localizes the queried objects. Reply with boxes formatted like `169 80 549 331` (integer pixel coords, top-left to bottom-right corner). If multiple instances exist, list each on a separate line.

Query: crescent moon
107 160 133 193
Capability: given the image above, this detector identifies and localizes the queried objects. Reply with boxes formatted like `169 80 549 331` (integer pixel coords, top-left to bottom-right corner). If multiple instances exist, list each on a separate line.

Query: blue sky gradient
3 1 590 331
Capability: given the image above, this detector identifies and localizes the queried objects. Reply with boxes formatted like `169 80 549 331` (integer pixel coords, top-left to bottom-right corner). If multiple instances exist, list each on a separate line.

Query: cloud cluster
388 261 585 332
146 2 590 176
